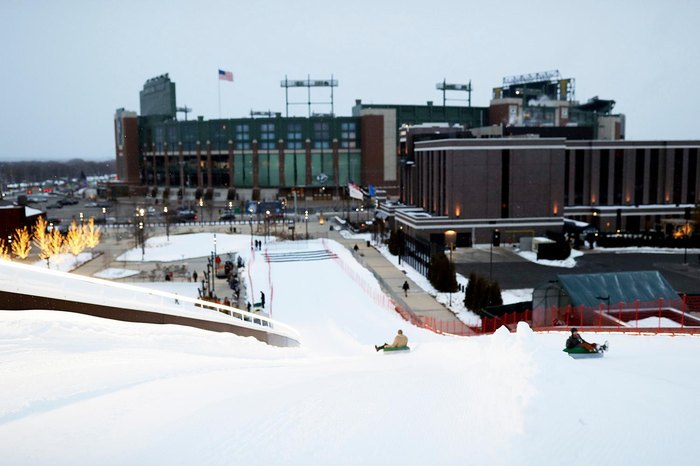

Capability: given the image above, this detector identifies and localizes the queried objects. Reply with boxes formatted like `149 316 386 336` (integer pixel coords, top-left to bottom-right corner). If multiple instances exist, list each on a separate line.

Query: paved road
455 247 700 293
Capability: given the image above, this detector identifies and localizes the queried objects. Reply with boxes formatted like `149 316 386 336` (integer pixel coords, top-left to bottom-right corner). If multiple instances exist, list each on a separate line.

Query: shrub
464 272 503 313
428 253 457 292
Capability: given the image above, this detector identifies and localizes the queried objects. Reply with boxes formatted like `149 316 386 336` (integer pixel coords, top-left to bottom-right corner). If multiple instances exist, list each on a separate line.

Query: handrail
0 259 300 342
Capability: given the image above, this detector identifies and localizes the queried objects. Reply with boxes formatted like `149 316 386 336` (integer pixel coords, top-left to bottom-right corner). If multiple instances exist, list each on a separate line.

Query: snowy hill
1 238 699 465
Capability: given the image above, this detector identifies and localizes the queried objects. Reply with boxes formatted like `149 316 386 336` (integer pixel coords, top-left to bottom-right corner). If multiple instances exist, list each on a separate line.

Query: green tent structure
531 271 693 328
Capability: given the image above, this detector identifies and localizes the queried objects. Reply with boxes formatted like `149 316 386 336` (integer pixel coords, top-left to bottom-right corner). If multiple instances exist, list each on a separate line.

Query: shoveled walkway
329 231 460 324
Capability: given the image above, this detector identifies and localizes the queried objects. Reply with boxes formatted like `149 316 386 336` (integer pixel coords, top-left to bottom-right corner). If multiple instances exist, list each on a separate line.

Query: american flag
218 69 233 81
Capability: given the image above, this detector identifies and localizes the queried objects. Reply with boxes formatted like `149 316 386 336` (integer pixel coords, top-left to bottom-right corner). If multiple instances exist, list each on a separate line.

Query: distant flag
218 69 233 82
348 182 364 200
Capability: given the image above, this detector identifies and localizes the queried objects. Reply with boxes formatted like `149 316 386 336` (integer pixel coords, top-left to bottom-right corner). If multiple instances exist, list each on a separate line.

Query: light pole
163 206 169 240
228 201 233 232
102 207 106 225
199 198 204 226
304 210 309 239
249 214 254 249
596 295 611 314
684 218 690 265
79 211 84 225
138 207 145 257
490 229 500 282
265 209 271 243
445 230 457 306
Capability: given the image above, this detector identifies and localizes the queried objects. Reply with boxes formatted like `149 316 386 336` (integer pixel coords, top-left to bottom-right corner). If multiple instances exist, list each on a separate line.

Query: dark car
46 202 63 209
60 197 79 206
176 210 197 221
219 212 236 221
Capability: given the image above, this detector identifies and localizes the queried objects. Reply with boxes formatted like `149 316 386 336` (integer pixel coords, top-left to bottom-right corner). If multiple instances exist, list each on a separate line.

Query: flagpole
218 77 221 119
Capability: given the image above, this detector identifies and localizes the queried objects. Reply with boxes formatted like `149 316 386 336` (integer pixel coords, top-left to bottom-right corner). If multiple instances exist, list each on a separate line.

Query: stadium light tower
281 75 338 117
436 79 473 107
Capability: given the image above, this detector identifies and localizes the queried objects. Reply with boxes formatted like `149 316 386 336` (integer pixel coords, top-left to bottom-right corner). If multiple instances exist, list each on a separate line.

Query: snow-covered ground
2 234 700 465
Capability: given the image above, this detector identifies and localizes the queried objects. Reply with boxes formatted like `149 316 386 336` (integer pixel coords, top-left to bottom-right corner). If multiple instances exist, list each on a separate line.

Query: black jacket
566 334 583 349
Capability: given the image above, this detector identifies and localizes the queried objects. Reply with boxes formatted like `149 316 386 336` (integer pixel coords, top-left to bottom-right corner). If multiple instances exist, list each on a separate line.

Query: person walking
192 271 198 283
260 291 266 308
402 280 410 297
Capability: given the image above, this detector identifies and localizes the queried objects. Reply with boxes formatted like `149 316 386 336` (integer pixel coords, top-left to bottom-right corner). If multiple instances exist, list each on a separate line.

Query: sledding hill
1 239 699 465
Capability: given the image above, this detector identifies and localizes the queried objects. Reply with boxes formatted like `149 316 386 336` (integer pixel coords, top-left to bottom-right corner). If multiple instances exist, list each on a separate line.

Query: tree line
0 159 115 185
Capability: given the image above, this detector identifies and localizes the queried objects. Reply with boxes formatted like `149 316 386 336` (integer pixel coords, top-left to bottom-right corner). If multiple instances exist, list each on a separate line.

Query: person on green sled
566 328 607 353
375 329 408 351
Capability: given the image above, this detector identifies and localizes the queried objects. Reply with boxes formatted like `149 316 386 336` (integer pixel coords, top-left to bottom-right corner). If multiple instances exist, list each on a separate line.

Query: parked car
46 202 63 209
219 212 236 221
60 197 79 206
176 210 197 221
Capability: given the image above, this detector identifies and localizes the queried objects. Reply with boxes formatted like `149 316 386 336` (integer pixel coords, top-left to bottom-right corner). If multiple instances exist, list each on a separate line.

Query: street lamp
490 229 500 281
596 295 611 314
199 198 204 226
304 210 309 239
445 230 457 306
265 209 271 243
102 207 107 225
79 211 84 225
228 201 233 232
684 226 689 265
249 214 254 249
163 206 169 240
138 207 145 257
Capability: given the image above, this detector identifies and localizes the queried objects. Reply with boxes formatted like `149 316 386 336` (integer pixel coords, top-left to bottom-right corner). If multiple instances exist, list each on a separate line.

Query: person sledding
566 328 607 353
375 329 409 352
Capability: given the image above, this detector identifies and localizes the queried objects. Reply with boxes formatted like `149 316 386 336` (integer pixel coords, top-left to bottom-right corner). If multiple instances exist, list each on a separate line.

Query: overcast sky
1 0 699 161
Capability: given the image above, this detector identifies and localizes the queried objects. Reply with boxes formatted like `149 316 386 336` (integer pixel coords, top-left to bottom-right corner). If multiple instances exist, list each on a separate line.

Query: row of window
151 121 357 151
566 148 699 206
146 152 362 189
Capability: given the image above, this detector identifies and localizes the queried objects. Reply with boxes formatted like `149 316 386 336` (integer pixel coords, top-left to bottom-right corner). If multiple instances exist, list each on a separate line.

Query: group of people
253 240 264 251
373 328 607 354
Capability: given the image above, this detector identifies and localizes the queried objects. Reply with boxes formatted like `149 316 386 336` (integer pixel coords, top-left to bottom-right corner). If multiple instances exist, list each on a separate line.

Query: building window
167 126 178 147
212 123 228 151
574 150 584 205
313 122 330 149
286 123 303 150
340 122 356 149
613 149 624 205
673 148 684 205
182 122 196 152
260 123 275 150
154 126 164 152
648 149 659 204
235 124 250 150
688 148 698 204
564 150 570 205
599 150 609 205
634 149 645 205
501 149 510 218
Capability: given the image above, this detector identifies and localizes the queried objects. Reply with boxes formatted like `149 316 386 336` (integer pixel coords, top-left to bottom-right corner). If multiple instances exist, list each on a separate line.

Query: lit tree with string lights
82 217 101 251
11 227 32 260
0 238 10 261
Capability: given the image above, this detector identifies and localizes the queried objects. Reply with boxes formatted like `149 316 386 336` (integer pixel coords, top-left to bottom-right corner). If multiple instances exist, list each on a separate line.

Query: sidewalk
329 230 460 324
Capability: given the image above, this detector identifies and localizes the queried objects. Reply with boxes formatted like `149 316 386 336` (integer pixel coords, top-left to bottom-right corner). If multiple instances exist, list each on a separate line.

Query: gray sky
1 0 699 161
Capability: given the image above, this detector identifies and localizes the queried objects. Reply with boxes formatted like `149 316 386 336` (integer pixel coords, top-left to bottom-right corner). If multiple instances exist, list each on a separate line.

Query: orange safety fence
321 239 700 337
